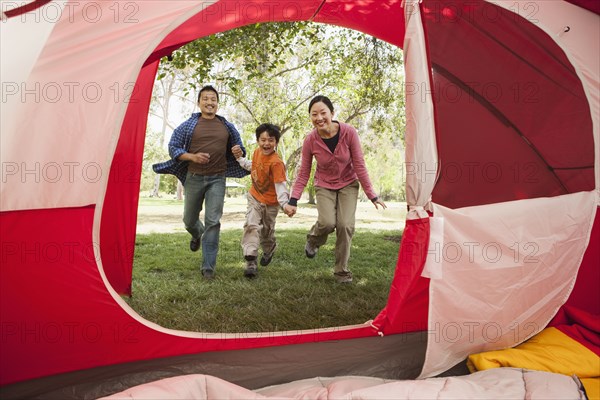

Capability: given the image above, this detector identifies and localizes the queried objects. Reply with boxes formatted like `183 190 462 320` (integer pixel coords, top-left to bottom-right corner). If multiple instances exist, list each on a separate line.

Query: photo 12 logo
427 241 540 265
404 81 540 105
1 161 140 185
2 162 102 184
197 1 341 24
402 161 541 185
1 321 140 344
398 239 540 266
426 320 539 344
1 2 140 24
1 240 139 265
403 1 540 25
2 81 139 105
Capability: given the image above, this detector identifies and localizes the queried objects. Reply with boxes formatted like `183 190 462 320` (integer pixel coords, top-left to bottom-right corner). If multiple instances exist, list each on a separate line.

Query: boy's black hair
197 85 219 103
255 123 281 144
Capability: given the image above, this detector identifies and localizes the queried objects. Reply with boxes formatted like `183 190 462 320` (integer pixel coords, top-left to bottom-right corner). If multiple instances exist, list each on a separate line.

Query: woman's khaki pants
307 180 359 273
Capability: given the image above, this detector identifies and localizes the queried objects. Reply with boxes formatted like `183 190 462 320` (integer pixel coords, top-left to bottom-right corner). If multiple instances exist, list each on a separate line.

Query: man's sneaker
244 259 258 278
334 271 353 284
202 269 215 280
260 244 277 266
304 241 318 258
190 237 201 252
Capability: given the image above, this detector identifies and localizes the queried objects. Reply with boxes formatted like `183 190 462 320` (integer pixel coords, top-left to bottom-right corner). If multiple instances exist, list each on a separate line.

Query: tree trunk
285 145 304 190
308 187 315 204
176 181 184 201
150 175 161 197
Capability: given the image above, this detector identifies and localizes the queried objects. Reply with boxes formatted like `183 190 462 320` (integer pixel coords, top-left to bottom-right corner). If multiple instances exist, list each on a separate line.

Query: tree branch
268 59 314 79
220 91 261 126
148 112 177 131
172 94 197 105
280 82 330 130
344 108 370 124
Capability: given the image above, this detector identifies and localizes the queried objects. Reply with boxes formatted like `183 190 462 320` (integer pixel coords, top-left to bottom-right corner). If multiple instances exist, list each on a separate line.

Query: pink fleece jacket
291 122 377 201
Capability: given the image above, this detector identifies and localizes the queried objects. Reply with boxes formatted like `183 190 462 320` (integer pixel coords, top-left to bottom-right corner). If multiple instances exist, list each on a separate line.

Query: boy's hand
283 204 296 217
231 145 243 160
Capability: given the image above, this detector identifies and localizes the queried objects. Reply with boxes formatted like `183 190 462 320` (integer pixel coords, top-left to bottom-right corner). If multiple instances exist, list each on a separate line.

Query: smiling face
309 101 334 135
198 89 218 118
257 131 277 156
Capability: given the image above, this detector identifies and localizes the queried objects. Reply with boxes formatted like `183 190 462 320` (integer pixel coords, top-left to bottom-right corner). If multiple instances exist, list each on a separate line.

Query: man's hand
179 152 210 164
189 152 210 164
231 145 243 160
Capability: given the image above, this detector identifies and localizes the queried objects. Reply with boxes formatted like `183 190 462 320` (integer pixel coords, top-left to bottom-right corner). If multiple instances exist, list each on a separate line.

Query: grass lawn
126 197 404 333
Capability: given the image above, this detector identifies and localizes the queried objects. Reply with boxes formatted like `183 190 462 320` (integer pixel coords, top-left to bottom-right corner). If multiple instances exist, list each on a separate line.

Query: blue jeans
183 173 226 271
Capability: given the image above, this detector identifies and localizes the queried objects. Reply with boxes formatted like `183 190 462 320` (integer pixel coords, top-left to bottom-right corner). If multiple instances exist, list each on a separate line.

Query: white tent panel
0 1 218 212
1 1 64 168
420 190 598 378
403 0 438 219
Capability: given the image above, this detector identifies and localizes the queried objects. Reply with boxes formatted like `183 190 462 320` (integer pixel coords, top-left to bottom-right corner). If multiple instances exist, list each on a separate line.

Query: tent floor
0 332 469 399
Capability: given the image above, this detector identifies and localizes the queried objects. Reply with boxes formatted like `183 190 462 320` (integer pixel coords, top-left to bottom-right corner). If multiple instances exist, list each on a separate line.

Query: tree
141 129 177 196
146 66 196 198
147 22 406 201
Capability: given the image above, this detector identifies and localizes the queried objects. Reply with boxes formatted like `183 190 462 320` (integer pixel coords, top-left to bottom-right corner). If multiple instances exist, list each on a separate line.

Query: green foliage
127 229 400 333
160 175 178 195
148 21 406 200
141 129 178 195
161 22 322 98
141 130 165 192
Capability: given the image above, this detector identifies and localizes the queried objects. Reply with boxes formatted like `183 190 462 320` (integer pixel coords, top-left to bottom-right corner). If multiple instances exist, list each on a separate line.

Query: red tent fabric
1 0 597 391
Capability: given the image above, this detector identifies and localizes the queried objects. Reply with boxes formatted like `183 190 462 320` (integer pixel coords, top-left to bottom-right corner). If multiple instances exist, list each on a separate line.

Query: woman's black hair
308 95 334 114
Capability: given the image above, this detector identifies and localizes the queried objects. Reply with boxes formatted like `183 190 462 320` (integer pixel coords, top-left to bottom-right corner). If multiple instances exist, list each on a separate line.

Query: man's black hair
198 85 219 103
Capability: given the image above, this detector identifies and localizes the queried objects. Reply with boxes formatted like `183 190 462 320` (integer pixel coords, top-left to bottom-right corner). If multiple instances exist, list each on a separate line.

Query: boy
232 124 295 278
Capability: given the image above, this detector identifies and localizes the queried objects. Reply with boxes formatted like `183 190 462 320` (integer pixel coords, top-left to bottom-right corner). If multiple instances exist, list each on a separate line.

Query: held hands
283 204 296 217
372 198 387 210
231 145 243 160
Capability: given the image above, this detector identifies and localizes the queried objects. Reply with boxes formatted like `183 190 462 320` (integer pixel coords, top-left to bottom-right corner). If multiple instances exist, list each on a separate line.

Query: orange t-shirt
249 149 287 206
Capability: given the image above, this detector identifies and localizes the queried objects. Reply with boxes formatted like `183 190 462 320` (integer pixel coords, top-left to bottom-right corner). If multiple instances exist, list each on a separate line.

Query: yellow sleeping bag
468 327 599 399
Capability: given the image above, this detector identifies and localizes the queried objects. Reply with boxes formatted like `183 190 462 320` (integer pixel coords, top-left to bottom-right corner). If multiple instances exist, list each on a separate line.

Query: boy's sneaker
244 256 258 278
304 241 318 258
260 244 277 266
334 271 353 284
244 259 258 278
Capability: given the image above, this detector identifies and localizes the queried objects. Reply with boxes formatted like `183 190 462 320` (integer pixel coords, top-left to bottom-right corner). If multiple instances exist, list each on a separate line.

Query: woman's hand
372 198 387 210
284 204 297 217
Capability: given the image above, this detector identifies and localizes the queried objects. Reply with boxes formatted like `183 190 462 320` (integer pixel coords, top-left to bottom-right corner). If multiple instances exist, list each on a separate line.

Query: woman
287 95 386 284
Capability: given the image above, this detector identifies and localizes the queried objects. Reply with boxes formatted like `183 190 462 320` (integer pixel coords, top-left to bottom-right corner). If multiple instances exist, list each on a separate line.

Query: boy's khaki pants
241 193 279 258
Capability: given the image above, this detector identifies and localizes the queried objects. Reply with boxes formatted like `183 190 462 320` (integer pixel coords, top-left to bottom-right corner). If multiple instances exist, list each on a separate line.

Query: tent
1 0 598 398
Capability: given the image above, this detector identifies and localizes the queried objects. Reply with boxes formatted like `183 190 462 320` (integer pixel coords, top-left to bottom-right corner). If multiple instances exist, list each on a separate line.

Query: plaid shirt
153 113 249 184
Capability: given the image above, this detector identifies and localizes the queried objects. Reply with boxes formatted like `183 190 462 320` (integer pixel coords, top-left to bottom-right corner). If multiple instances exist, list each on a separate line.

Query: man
153 85 249 279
